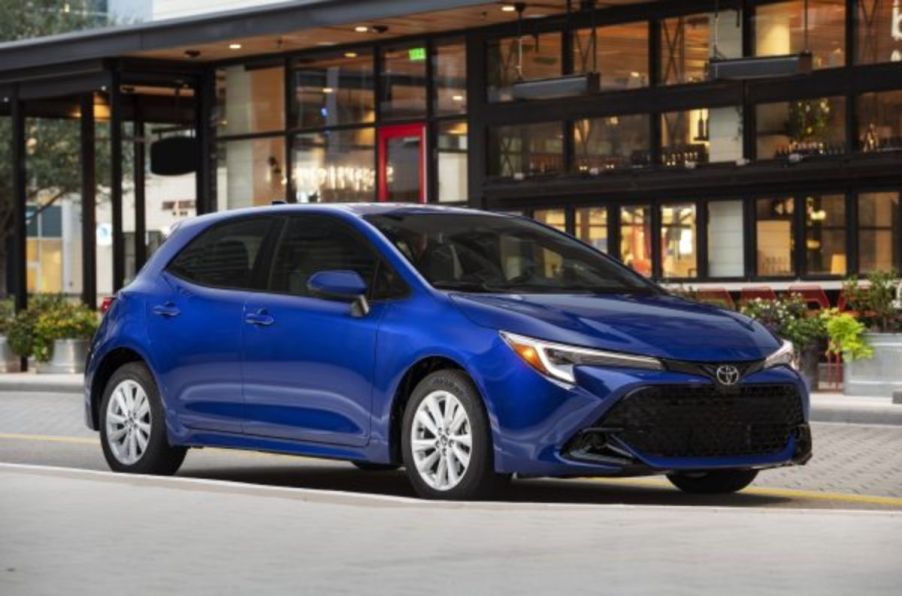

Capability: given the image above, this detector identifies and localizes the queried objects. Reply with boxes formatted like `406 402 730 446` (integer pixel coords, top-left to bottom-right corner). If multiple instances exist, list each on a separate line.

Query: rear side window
267 216 405 299
167 218 272 289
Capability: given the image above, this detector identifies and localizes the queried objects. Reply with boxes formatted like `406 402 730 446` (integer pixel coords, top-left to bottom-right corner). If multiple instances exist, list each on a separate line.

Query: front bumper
481 348 810 477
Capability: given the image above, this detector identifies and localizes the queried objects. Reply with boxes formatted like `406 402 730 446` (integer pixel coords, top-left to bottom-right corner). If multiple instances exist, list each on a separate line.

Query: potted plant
741 294 826 389
8 296 98 374
0 298 20 372
840 270 902 396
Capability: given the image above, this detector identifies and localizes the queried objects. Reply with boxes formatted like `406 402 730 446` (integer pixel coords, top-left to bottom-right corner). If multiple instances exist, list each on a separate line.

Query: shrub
842 270 901 333
740 294 826 352
8 296 98 362
0 298 14 336
824 310 873 362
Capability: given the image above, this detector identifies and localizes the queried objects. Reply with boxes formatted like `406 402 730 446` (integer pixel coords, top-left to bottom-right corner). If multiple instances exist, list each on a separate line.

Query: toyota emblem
715 365 741 386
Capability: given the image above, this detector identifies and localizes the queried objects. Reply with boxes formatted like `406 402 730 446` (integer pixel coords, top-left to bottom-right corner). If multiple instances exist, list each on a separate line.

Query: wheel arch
89 346 152 429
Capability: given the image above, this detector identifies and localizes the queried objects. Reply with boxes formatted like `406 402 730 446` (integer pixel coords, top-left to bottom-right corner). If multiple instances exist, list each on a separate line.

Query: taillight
99 296 116 315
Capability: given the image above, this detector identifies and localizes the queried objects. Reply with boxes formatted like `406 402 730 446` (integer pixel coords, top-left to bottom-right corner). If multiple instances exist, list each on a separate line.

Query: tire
99 362 187 475
667 469 758 494
352 461 401 472
401 370 506 500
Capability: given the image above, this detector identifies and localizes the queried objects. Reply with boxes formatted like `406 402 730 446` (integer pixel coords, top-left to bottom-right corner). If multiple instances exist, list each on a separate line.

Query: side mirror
306 270 370 317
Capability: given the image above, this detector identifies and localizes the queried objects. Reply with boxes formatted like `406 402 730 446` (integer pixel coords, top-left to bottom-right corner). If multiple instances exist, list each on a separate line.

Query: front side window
268 216 400 299
167 218 273 289
365 213 657 295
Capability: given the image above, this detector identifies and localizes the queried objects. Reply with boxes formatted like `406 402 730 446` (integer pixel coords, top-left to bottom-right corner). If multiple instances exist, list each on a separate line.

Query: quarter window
167 218 273 289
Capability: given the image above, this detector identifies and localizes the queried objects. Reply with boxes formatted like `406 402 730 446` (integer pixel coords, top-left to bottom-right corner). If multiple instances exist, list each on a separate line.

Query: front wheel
667 469 758 494
99 362 187 475
401 370 505 500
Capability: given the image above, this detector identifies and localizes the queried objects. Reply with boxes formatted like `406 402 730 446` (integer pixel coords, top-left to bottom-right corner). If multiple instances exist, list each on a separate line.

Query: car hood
449 292 779 362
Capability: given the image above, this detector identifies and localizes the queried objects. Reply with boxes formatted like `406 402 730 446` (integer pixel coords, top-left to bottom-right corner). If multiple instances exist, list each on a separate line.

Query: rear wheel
401 370 505 500
99 362 187 475
667 469 758 494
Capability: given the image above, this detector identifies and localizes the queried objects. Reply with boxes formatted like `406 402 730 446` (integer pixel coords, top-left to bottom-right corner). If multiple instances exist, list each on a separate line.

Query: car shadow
179 462 792 508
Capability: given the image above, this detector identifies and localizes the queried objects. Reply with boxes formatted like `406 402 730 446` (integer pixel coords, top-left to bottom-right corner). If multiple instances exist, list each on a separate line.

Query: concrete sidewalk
0 371 900 425
1 463 900 595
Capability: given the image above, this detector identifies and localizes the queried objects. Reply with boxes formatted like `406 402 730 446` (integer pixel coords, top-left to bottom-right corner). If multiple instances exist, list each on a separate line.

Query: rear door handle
152 302 180 318
245 310 275 327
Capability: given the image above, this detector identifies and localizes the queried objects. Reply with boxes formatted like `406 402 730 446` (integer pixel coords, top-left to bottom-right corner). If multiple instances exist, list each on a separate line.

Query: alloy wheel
105 379 152 465
410 390 472 491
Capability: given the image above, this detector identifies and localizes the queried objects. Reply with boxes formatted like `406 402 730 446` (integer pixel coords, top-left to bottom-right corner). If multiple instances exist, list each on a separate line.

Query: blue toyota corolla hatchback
84 204 811 499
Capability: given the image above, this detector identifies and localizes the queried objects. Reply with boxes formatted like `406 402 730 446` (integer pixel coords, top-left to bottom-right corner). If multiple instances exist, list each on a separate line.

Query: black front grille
595 384 804 458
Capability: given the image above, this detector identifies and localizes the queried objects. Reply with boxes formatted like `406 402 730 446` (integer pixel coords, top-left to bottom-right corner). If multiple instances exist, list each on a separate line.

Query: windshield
364 212 661 295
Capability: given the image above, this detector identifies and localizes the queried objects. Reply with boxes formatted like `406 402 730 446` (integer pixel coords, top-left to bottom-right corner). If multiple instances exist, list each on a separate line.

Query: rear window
167 218 272 290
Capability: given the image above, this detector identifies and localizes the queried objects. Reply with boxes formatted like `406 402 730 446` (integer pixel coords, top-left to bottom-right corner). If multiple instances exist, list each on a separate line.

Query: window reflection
574 115 651 172
756 197 796 277
660 203 697 279
754 0 846 69
620 205 652 277
804 194 846 275
858 191 901 272
756 97 846 159
573 22 649 91
575 207 608 253
533 209 567 233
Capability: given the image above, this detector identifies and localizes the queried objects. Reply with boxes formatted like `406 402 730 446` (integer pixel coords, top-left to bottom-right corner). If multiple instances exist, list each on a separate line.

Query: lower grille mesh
598 384 804 458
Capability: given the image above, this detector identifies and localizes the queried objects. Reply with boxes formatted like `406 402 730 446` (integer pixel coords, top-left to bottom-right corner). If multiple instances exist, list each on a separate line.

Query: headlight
763 339 797 370
499 331 664 384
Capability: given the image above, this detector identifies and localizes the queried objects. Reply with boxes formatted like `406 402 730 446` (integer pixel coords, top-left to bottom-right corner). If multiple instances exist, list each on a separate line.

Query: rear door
147 216 276 434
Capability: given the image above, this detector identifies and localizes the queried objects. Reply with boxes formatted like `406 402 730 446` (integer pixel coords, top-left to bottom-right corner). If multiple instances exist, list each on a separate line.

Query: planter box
0 336 21 373
844 333 902 397
35 339 89 374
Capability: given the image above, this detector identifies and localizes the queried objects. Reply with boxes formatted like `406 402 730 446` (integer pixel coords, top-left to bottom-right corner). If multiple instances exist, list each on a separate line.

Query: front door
378 123 426 203
241 215 388 446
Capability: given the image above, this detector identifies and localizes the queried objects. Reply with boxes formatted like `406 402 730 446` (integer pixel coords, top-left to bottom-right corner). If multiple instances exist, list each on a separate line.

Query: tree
0 0 114 296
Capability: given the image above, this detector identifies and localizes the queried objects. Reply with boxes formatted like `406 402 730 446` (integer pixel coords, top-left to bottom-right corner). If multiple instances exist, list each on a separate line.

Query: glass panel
291 128 375 203
661 107 743 166
804 194 846 275
575 207 608 253
380 43 427 120
533 209 567 232
437 121 468 203
385 131 422 203
216 64 285 136
756 197 796 277
858 191 901 272
488 122 564 179
858 90 902 153
856 0 902 64
216 137 286 210
574 115 650 172
574 22 649 91
754 0 846 69
434 39 467 116
487 32 562 102
755 97 846 159
661 203 697 279
620 205 652 277
707 200 745 277
167 218 271 290
659 11 741 85
292 50 374 129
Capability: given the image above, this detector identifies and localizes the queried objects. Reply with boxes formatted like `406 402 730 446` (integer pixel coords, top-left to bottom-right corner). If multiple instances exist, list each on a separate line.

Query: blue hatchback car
85 204 811 499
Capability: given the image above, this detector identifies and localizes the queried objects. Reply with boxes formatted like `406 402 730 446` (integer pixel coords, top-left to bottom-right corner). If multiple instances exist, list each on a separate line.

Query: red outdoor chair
695 288 735 310
788 284 830 310
738 286 777 306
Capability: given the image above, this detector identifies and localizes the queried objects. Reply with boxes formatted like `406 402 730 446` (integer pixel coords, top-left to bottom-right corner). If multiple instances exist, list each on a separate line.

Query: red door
378 123 426 203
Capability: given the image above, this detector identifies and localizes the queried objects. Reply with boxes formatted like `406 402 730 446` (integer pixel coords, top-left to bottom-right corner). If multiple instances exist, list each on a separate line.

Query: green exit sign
408 47 426 61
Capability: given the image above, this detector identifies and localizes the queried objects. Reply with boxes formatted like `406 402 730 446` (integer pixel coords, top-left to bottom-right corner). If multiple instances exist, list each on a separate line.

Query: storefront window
708 200 745 277
487 32 561 102
661 203 697 279
437 121 468 202
575 207 608 253
858 90 902 153
620 205 652 277
380 43 427 120
659 11 741 85
755 97 846 159
857 0 902 64
574 115 650 172
756 197 796 277
661 107 743 166
292 50 375 129
754 0 846 69
533 209 567 232
216 136 286 211
291 128 375 202
804 194 847 275
434 39 467 116
216 64 285 136
488 121 564 178
858 191 901 272
573 22 649 91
